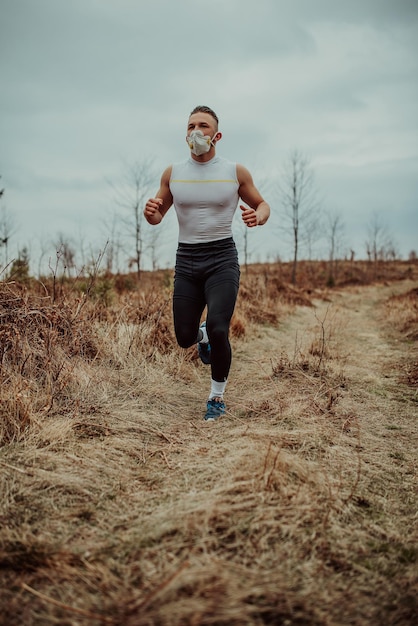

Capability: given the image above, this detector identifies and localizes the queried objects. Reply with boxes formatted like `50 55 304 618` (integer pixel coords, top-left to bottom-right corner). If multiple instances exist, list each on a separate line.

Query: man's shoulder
172 157 190 167
213 156 236 167
214 157 238 181
171 158 192 174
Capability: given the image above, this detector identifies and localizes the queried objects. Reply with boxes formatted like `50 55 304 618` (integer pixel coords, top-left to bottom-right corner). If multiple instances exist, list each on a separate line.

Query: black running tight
173 238 240 382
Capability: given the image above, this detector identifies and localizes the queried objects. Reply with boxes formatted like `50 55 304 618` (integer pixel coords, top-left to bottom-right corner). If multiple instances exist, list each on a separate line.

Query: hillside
0 267 417 625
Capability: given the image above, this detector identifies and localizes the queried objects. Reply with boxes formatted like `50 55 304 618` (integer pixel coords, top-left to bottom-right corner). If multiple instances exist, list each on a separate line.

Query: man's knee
175 326 197 349
207 321 229 345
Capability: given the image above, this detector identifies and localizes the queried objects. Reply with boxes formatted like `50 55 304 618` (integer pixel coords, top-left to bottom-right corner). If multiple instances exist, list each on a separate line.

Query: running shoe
204 398 225 422
197 321 211 365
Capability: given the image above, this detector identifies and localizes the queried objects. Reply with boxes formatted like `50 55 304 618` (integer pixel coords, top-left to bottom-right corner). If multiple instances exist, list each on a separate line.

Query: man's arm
237 163 270 228
144 166 173 225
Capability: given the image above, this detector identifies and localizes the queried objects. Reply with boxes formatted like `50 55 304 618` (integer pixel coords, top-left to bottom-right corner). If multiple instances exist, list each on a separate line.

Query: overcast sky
1 0 417 272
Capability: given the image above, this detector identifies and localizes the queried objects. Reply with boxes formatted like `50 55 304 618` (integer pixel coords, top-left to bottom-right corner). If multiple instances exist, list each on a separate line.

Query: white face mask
187 129 218 156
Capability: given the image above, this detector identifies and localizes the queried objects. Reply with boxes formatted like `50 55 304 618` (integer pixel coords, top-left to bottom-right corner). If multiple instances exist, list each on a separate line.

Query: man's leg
204 272 240 383
172 274 205 349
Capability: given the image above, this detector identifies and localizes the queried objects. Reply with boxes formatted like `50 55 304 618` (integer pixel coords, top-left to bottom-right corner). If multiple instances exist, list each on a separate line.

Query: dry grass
1 262 417 625
383 287 418 387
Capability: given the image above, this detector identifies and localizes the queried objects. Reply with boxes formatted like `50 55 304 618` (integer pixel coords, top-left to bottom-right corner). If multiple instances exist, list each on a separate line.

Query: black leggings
173 237 240 382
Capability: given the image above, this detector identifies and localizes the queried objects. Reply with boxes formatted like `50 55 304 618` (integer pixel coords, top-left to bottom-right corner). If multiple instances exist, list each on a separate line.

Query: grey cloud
1 0 417 267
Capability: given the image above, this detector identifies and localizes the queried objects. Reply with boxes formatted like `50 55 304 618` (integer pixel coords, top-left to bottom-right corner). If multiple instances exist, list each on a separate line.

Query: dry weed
1 267 417 625
384 287 418 341
383 286 418 388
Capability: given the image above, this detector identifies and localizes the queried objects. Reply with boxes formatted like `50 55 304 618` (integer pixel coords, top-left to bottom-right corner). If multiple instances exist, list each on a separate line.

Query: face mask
187 130 217 156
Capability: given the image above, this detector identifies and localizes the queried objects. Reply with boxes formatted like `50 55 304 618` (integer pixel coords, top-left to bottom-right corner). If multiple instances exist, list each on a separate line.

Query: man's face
187 112 218 139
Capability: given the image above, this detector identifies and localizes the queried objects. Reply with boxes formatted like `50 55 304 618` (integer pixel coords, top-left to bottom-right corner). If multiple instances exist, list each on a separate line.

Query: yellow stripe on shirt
171 179 237 184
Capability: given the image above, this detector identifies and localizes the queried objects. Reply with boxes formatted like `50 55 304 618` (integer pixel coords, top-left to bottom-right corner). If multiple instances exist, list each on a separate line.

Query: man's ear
214 132 222 142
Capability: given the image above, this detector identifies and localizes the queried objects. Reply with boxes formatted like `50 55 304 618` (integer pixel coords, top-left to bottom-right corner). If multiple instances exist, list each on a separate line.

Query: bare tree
365 211 399 278
235 172 269 272
146 225 164 272
241 224 250 272
102 213 121 274
54 234 77 277
233 215 252 272
37 236 50 278
365 212 387 263
325 210 346 286
110 158 156 279
365 211 399 260
0 179 16 269
278 150 321 284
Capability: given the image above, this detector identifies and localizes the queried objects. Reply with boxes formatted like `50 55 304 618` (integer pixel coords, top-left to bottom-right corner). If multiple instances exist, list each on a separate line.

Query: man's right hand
144 198 163 224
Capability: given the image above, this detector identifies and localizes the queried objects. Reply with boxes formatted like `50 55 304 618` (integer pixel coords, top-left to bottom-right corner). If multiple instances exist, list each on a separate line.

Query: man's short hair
189 105 219 127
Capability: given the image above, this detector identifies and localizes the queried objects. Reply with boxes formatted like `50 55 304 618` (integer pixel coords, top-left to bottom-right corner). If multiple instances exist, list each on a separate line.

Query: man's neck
191 148 217 164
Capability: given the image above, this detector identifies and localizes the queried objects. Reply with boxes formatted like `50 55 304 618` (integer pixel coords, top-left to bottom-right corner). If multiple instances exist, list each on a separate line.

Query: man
144 105 270 421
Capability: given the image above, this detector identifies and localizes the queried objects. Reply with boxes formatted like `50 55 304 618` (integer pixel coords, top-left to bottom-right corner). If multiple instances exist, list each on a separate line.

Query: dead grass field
0 262 417 625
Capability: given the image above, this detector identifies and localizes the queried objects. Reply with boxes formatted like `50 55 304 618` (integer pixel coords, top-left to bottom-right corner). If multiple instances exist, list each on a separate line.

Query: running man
144 105 270 421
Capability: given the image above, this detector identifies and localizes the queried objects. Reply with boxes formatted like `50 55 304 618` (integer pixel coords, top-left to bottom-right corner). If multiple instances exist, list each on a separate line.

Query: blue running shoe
204 398 225 422
197 321 211 365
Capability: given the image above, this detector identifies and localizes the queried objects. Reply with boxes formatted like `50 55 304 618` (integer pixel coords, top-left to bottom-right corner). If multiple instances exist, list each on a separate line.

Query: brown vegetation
1 260 417 625
383 286 418 386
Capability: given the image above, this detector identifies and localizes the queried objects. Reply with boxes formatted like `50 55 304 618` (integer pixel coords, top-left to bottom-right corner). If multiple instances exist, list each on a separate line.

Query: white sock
198 323 209 344
209 379 227 400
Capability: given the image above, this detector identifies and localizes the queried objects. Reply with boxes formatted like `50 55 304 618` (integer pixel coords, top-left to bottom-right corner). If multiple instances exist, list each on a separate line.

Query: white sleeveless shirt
169 156 239 244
